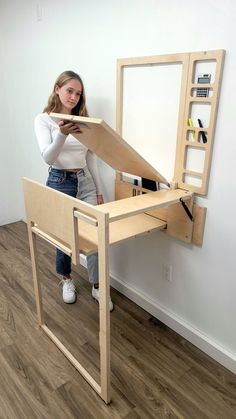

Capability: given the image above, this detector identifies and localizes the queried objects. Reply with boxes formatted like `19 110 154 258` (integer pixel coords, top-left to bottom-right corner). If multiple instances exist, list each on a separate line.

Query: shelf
78 213 166 254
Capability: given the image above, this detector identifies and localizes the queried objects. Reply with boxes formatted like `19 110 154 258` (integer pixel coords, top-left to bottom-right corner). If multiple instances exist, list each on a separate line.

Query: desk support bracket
180 198 194 222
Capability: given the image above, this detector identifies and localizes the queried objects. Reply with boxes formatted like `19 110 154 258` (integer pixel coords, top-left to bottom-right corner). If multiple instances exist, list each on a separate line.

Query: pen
197 118 207 143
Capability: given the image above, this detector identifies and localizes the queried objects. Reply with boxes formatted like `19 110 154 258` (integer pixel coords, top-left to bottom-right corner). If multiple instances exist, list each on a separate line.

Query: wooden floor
0 222 236 418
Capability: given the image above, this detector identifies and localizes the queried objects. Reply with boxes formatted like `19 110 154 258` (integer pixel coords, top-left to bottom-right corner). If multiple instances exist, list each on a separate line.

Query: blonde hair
43 70 88 116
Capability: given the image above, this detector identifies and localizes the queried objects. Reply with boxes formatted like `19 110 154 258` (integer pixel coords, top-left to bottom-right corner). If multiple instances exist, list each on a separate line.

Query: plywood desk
24 48 225 403
23 115 193 404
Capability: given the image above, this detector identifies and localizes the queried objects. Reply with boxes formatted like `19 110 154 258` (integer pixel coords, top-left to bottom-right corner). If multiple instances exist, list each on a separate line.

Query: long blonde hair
43 70 88 116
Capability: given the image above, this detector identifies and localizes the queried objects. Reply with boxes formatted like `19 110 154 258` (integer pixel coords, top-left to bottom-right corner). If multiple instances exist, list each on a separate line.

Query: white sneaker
62 278 76 304
92 286 114 312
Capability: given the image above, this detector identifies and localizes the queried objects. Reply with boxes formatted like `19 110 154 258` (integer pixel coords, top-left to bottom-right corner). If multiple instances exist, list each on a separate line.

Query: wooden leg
27 215 111 403
97 212 111 404
27 222 44 326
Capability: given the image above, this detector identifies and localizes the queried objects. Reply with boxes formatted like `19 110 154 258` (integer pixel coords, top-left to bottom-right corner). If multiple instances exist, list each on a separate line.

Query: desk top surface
50 113 168 185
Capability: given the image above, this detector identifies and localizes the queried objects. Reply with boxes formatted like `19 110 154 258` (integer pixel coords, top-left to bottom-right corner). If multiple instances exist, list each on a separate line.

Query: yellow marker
188 118 195 139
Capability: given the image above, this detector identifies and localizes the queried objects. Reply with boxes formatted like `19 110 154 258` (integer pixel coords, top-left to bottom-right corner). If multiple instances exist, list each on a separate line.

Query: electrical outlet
163 264 173 282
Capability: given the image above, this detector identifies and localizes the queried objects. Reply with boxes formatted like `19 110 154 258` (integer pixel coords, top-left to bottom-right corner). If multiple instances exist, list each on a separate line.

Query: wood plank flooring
0 221 236 418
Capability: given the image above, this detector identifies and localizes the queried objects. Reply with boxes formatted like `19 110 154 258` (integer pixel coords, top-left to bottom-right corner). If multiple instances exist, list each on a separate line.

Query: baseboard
110 272 236 375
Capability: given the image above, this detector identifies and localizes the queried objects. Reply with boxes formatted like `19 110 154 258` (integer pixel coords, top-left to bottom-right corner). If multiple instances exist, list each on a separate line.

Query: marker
188 118 195 139
197 119 207 143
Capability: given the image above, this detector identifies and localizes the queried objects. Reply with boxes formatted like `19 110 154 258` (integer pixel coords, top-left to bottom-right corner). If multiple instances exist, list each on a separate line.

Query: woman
35 70 113 311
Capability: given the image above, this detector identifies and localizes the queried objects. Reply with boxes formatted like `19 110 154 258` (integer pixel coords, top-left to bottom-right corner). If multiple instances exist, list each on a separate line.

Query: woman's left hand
58 120 82 136
97 194 104 205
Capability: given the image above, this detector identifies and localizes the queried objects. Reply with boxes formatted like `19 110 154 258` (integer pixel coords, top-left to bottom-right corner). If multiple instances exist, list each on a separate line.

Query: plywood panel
98 188 193 222
78 213 166 251
50 113 168 185
167 198 194 243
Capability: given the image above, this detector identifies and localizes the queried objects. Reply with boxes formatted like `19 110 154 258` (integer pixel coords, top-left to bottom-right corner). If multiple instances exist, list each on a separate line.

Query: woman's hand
58 120 82 136
97 194 104 205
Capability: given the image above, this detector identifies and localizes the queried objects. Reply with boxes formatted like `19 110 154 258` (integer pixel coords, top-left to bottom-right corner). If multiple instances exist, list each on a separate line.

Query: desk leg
27 222 44 326
27 215 110 403
97 212 110 404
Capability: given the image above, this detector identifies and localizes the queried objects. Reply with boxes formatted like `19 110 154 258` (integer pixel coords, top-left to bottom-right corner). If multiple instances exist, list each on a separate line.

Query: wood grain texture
0 221 236 418
174 49 225 195
50 112 168 185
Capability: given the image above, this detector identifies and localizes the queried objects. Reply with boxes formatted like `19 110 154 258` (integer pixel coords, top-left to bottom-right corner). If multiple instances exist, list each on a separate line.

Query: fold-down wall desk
23 49 224 404
23 114 194 404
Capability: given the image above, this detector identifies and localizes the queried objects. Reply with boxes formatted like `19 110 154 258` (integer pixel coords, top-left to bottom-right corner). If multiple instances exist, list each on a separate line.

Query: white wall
1 0 236 372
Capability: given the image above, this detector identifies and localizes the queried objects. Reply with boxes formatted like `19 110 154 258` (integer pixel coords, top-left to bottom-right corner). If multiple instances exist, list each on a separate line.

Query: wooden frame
23 178 111 402
116 50 225 195
174 50 225 194
50 112 205 245
23 177 192 403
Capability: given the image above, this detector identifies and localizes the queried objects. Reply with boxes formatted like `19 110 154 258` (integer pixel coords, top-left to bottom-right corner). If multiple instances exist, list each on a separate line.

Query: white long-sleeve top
34 112 103 194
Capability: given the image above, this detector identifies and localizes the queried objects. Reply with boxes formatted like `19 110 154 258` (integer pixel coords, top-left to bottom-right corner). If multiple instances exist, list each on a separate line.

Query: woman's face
55 79 82 114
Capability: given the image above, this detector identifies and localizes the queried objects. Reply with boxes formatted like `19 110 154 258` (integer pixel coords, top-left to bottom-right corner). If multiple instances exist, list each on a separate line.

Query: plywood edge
117 52 189 67
50 112 103 125
192 204 207 246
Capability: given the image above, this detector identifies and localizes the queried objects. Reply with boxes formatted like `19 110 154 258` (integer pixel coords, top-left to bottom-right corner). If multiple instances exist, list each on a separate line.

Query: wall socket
162 264 173 282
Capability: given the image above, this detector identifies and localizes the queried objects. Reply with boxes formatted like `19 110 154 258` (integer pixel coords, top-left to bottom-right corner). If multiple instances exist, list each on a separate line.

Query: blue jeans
46 166 98 284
